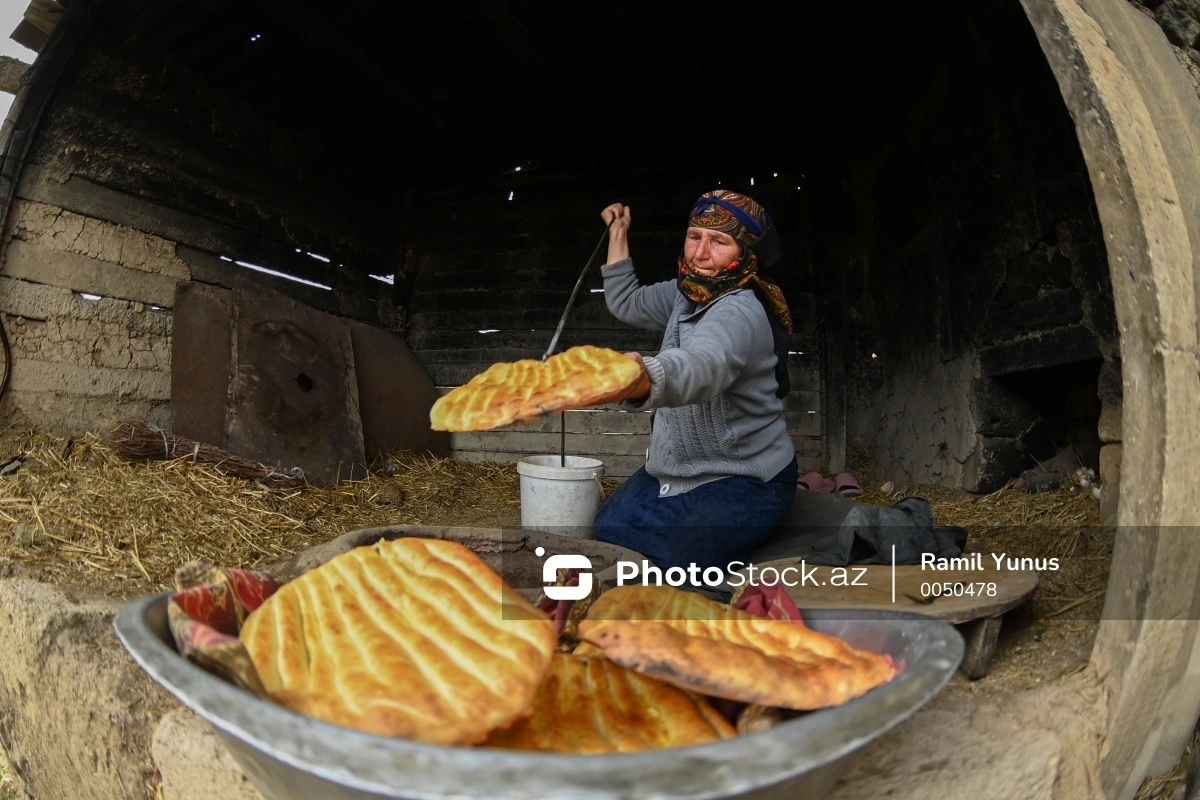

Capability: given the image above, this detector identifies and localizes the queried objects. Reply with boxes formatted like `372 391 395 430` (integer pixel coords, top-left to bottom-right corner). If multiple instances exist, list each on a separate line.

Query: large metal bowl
115 595 962 800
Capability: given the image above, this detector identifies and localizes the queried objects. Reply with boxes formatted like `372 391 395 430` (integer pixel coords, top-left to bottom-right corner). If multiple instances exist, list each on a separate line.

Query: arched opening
1 0 1198 796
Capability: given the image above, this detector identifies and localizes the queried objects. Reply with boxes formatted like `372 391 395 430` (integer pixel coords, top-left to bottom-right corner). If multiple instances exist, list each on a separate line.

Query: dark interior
36 0 1117 490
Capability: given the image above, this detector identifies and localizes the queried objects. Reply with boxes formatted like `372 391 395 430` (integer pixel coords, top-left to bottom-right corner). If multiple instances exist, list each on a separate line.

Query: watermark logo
535 546 593 601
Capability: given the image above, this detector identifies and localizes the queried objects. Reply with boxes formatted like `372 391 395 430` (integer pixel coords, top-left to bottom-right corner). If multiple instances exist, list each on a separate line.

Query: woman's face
683 227 742 276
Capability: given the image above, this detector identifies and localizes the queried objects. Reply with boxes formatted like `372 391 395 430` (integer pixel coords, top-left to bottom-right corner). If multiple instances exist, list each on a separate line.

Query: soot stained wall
811 1 1117 490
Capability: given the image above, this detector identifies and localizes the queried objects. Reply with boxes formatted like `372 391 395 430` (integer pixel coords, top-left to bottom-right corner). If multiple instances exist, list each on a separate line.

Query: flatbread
239 538 557 744
429 345 643 432
482 653 735 753
576 586 893 711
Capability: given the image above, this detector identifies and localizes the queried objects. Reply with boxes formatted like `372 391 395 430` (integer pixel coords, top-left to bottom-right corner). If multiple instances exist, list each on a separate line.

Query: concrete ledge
829 703 1062 800
153 710 264 800
0 578 177 800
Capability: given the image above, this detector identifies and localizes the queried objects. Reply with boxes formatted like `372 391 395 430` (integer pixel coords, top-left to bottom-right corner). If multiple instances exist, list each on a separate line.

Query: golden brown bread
239 538 557 744
429 345 643 432
576 585 893 710
482 653 735 753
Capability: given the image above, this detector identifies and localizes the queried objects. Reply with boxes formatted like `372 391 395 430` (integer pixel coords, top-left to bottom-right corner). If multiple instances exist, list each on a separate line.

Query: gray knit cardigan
601 258 794 497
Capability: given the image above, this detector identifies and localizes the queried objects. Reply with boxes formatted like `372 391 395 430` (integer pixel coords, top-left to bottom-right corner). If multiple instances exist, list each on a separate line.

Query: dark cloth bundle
748 489 967 567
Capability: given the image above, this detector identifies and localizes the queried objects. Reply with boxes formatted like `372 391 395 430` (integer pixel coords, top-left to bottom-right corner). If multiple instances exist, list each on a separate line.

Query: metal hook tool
543 219 613 465
542 219 613 362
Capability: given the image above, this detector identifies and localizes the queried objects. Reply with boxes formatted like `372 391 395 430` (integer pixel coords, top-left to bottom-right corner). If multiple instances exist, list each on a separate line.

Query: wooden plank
409 327 661 352
409 307 634 331
348 320 449 460
782 390 822 413
820 295 846 473
734 561 1039 624
448 431 649 457
423 361 819 397
16 169 347 295
450 429 818 458
465 409 653 435
171 282 231 447
784 411 821 438
978 323 1101 377
451 449 645 478
178 245 378 323
226 279 366 485
10 19 46 52
24 0 65 34
787 367 822 394
410 288 613 314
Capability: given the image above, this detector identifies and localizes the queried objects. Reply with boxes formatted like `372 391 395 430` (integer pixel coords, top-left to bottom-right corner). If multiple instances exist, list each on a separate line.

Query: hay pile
0 427 1110 672
0 430 547 597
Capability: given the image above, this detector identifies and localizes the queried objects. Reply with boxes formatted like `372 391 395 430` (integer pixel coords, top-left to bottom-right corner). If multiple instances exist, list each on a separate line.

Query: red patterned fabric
166 560 278 696
733 582 805 624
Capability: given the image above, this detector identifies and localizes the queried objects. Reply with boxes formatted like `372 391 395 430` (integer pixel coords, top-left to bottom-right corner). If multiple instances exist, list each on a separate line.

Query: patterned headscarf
679 190 793 334
687 189 768 246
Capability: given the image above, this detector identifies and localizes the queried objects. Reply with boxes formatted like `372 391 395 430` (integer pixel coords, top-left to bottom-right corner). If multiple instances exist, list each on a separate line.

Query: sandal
833 471 863 497
797 471 835 493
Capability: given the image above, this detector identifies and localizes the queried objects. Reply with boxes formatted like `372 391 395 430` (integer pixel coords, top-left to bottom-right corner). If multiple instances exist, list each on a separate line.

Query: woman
594 189 797 571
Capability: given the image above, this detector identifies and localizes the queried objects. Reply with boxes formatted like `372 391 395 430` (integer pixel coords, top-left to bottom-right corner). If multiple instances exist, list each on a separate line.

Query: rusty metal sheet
171 282 232 447
348 320 449 460
226 279 366 485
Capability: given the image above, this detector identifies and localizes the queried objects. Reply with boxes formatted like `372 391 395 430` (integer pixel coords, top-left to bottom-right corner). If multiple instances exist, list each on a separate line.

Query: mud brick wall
0 200 182 433
0 29 406 438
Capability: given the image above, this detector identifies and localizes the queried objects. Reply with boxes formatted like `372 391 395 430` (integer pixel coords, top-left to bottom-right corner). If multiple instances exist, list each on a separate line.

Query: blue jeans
594 458 798 570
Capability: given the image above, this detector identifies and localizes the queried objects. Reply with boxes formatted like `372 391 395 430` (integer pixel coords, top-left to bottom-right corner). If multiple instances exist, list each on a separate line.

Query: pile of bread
238 538 894 753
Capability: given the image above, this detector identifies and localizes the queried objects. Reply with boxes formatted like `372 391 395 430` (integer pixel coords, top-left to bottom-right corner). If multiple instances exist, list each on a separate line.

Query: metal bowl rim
116 592 963 799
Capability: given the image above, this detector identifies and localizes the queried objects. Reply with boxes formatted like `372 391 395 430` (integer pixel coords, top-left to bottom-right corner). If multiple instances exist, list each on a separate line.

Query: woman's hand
621 351 651 401
587 351 651 406
600 203 632 264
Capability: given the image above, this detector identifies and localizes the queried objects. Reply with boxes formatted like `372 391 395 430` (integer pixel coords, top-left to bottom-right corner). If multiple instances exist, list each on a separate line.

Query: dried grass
0 429 543 597
0 426 1112 690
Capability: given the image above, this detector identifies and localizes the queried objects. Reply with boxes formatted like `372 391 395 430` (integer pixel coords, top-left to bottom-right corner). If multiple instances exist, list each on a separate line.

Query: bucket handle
593 472 603 498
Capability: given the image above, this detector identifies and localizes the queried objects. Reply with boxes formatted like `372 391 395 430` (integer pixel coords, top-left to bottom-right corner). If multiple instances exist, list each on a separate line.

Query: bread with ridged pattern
429 345 643 432
482 653 735 753
239 537 557 744
576 585 893 710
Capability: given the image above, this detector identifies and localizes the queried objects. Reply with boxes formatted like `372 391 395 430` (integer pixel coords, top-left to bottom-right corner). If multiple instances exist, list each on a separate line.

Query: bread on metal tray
239 538 557 744
577 586 894 711
482 652 735 753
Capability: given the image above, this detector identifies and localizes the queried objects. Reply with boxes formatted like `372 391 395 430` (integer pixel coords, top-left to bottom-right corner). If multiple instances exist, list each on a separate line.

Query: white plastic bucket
516 455 604 539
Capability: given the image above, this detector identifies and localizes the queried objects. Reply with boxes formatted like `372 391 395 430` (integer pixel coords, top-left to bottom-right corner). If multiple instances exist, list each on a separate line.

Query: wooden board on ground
735 560 1039 624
